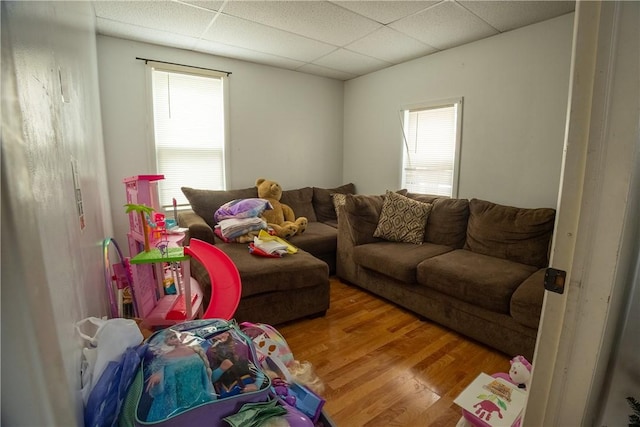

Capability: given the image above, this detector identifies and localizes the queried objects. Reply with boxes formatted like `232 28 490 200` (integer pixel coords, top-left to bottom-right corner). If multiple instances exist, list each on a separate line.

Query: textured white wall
343 13 574 209
2 1 111 425
97 36 344 251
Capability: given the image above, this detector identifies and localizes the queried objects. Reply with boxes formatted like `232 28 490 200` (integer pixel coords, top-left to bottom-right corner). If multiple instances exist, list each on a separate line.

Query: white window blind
151 68 226 207
401 99 462 197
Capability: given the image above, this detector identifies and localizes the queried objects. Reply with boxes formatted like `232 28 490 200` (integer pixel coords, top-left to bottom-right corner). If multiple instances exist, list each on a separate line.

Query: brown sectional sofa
336 192 555 360
178 183 355 326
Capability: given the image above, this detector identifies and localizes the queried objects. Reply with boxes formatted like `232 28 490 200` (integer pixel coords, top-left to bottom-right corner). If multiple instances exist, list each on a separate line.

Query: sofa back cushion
280 187 317 222
181 186 258 229
464 199 556 268
406 193 470 248
425 198 470 248
313 183 356 223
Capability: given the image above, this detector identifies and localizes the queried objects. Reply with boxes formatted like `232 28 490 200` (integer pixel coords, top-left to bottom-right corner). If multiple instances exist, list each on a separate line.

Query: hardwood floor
277 277 510 427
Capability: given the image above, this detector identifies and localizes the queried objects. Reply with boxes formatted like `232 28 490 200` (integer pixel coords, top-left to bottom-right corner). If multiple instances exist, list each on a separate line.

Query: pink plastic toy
122 176 242 327
185 238 242 320
461 355 532 427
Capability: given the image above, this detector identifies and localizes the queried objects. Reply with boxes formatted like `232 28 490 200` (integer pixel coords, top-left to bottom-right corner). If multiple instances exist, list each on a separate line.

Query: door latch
544 268 566 294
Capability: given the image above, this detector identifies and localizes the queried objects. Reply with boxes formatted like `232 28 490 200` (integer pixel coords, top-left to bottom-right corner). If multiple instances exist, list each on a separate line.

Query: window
149 63 227 207
401 98 462 197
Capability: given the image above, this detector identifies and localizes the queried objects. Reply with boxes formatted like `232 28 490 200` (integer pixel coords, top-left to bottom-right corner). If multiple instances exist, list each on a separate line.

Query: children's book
454 373 527 427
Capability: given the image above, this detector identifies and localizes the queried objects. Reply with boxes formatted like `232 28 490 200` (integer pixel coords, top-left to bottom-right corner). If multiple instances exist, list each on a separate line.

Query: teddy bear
256 178 307 239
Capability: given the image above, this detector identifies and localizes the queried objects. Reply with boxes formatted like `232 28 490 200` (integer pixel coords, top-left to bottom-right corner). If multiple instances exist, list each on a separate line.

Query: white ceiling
93 0 575 80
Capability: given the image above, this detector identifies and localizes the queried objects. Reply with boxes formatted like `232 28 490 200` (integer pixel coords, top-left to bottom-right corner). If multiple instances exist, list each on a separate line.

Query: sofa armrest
336 205 358 283
510 268 546 329
178 210 215 246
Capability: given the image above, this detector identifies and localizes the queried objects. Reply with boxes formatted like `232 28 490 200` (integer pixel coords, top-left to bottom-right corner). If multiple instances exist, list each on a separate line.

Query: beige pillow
373 191 432 244
331 193 347 218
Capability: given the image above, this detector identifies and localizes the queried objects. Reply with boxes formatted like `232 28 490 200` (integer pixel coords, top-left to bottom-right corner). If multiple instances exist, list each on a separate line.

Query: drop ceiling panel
92 0 575 80
346 26 438 64
390 1 499 50
201 14 337 62
314 48 392 76
93 1 215 38
331 0 440 25
221 0 382 46
96 18 200 50
297 63 358 80
459 1 576 32
194 39 307 70
181 0 226 13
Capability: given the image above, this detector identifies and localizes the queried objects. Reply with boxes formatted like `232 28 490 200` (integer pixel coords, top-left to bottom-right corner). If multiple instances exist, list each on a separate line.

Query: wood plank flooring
277 277 510 427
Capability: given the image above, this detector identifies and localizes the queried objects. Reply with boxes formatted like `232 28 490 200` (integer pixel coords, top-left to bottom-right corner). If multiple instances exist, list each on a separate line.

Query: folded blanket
217 217 267 239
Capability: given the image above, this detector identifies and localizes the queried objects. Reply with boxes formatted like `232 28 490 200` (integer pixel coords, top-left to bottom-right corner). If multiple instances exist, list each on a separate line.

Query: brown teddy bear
256 178 307 239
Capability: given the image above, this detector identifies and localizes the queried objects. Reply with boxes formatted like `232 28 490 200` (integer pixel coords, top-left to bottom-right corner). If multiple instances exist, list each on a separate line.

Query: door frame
524 1 639 424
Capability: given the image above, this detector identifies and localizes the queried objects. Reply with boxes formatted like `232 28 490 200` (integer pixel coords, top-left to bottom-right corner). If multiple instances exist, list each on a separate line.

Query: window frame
144 62 230 209
399 97 463 198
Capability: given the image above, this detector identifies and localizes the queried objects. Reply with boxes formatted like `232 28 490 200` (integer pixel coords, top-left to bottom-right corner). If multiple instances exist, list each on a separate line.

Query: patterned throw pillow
373 190 432 244
331 193 347 219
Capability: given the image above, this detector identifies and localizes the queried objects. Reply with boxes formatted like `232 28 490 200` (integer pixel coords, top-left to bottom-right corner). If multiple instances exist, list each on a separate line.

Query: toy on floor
493 355 532 391
240 323 324 395
121 175 242 327
240 322 327 426
457 355 532 427
271 378 325 423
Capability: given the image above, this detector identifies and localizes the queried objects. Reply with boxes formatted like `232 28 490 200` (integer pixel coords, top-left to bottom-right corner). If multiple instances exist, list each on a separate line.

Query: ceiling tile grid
222 0 383 46
345 26 438 64
200 13 338 62
92 0 575 81
94 1 216 38
330 0 440 25
388 1 499 50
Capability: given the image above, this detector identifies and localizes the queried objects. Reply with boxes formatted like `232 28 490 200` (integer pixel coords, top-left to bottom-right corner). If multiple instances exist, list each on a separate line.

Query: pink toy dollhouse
123 175 203 326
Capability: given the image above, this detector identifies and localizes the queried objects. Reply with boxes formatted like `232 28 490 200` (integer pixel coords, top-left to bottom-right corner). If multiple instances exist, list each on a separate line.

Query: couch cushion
405 194 470 248
511 268 545 329
344 193 385 246
425 198 470 248
182 186 258 229
416 249 538 313
212 243 329 298
354 241 453 284
464 199 556 268
313 183 356 223
280 187 317 222
374 191 432 244
405 192 439 204
288 221 337 256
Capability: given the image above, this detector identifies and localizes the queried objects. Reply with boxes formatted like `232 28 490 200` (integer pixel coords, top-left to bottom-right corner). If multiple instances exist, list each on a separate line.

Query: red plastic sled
184 238 242 320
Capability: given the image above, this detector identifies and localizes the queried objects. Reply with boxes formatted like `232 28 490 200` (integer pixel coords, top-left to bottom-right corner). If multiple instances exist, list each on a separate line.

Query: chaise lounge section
178 183 355 326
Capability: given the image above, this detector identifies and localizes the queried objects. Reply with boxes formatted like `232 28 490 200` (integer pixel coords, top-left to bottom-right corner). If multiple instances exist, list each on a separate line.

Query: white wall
2 1 111 425
97 36 344 251
343 13 574 209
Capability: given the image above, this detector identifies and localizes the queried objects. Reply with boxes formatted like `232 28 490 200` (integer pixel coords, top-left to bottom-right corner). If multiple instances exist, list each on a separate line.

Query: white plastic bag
76 317 143 404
